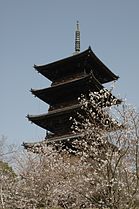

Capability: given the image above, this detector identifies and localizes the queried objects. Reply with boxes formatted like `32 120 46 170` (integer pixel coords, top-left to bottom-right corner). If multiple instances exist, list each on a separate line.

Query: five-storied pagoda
23 22 120 152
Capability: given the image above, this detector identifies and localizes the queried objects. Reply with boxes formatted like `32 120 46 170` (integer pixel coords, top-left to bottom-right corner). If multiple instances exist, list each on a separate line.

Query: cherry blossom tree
69 89 139 209
14 89 139 209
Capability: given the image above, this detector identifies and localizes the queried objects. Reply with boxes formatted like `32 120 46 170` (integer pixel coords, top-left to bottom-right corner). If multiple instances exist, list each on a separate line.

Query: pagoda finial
75 21 80 53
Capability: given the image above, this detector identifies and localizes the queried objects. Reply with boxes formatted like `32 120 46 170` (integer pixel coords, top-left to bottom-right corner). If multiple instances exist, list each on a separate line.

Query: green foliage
0 160 16 178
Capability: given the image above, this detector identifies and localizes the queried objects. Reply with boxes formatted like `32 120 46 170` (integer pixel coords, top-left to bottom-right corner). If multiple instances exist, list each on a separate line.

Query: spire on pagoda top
75 21 80 53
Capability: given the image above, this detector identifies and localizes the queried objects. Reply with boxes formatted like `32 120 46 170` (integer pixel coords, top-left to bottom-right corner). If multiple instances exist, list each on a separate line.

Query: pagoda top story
34 47 119 84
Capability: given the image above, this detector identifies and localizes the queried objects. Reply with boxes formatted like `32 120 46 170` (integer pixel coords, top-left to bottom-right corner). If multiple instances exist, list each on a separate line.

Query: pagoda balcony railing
51 72 86 86
48 99 79 112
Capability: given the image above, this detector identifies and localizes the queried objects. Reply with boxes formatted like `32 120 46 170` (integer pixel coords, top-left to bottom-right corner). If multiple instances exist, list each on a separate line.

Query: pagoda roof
27 104 81 133
34 47 119 84
31 74 103 105
23 133 83 152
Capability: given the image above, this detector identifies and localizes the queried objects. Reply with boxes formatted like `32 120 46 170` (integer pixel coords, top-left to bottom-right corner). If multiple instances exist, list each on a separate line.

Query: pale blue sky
0 0 139 145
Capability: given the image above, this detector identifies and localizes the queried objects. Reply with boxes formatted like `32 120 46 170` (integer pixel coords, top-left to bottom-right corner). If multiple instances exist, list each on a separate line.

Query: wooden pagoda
23 22 120 151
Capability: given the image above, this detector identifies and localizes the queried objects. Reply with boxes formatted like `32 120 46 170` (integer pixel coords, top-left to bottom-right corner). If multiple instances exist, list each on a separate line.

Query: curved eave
34 48 90 77
89 50 119 82
27 103 81 119
34 46 119 83
23 133 83 151
27 104 81 132
31 74 103 105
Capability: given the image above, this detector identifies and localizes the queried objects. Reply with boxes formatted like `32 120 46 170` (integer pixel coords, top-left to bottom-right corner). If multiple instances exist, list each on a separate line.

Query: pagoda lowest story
23 22 120 153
